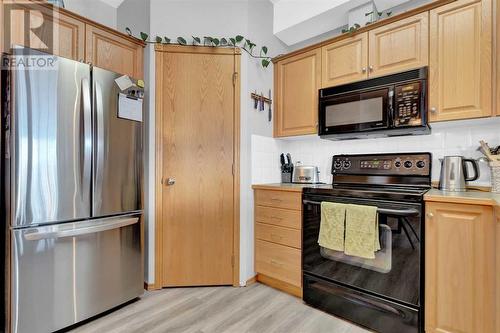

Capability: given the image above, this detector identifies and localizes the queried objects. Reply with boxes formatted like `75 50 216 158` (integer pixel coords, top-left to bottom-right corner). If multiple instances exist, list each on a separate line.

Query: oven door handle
302 200 420 217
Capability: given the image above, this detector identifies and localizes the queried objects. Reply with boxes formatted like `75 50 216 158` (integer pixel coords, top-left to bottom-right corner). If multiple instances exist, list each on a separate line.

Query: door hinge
232 164 234 176
231 255 235 267
232 72 238 86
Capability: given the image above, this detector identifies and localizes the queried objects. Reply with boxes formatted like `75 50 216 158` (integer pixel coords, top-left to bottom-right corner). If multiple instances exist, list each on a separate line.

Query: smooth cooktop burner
304 184 429 202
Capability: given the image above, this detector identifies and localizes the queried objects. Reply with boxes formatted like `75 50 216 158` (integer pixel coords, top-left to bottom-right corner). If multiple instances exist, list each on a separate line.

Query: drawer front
254 190 302 210
255 239 301 287
255 205 302 229
256 223 301 249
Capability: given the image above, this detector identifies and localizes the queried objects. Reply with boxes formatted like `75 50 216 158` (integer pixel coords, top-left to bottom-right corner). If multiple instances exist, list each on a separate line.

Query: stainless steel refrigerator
2 48 144 333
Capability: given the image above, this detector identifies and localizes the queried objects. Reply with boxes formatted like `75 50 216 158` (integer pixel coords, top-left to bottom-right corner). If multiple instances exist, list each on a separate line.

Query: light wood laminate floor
70 283 372 333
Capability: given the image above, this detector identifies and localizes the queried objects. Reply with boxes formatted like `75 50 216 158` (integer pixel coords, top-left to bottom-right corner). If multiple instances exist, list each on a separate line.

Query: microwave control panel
394 81 423 127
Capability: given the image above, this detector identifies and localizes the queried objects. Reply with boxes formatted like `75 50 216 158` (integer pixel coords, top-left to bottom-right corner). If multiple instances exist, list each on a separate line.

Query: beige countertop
424 188 500 206
251 183 331 192
253 183 500 207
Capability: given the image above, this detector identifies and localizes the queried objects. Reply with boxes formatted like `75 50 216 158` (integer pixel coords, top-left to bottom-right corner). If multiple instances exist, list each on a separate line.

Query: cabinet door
321 33 368 87
425 202 495 333
368 12 428 78
274 49 321 137
6 3 84 60
85 24 144 78
429 0 492 122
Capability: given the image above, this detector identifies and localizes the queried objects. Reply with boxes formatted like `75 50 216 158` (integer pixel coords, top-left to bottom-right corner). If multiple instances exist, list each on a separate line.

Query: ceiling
100 0 125 8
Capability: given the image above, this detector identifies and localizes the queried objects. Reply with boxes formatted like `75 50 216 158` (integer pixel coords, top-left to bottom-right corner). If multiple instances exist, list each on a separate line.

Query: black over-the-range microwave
318 67 430 140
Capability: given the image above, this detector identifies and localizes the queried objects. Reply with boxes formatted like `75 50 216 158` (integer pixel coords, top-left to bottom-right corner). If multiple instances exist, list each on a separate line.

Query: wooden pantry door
155 45 240 287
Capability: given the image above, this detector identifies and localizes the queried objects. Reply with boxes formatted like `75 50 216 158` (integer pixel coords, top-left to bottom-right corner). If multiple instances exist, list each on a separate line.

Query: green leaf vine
125 28 273 68
341 10 392 34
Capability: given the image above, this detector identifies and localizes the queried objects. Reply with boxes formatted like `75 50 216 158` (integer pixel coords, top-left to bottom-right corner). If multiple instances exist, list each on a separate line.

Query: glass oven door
302 195 422 307
319 88 392 135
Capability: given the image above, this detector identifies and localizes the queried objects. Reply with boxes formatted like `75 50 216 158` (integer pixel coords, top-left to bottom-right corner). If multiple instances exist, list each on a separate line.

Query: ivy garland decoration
125 28 272 68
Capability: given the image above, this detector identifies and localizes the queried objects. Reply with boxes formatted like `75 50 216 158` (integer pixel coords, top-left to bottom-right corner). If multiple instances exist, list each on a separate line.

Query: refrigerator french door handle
81 77 92 199
94 81 105 212
23 217 139 240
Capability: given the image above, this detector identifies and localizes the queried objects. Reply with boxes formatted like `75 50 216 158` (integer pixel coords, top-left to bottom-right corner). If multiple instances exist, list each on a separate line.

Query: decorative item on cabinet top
47 0 65 8
125 29 274 69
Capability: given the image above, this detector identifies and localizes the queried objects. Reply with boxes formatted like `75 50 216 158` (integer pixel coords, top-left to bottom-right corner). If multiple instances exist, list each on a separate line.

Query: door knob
164 177 176 186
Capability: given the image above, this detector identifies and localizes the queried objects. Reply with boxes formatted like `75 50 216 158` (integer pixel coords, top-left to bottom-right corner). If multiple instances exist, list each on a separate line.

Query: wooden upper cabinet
368 12 429 78
321 33 368 88
425 202 495 333
274 49 321 137
86 24 144 78
6 3 84 60
429 0 493 122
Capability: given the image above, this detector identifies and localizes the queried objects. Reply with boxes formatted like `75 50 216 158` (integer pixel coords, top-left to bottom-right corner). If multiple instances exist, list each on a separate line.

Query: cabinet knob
362 67 367 73
430 107 437 113
426 212 434 218
369 65 374 72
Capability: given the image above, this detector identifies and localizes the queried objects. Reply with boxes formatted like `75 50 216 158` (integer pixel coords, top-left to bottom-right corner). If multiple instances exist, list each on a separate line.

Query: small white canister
490 161 500 193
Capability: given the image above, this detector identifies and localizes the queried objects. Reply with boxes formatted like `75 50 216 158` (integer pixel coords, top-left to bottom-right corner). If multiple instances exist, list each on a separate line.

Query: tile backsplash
252 117 500 187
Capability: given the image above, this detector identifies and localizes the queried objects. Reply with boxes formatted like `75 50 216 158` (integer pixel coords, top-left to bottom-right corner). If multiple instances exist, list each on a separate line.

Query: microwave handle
388 87 395 126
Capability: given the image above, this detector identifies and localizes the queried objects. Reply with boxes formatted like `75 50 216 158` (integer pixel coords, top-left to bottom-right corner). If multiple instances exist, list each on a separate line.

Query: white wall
242 0 289 284
252 118 500 187
64 0 117 28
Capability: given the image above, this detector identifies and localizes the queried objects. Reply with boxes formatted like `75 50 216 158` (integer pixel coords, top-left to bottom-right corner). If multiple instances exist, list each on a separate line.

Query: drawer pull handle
270 216 283 221
270 259 284 267
270 198 282 202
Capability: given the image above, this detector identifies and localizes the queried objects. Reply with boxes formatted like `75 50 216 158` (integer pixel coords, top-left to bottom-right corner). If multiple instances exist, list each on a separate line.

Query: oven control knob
404 160 413 169
416 160 426 169
343 160 352 169
334 160 342 170
394 161 402 168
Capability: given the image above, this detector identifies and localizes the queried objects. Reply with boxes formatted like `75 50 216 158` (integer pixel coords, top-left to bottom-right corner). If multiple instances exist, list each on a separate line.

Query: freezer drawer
10 215 143 333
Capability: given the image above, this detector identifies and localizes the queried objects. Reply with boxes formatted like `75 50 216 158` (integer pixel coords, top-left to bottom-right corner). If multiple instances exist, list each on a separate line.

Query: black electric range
302 153 432 333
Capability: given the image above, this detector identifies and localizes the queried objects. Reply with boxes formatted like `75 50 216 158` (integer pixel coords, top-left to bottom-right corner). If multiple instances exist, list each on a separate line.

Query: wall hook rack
251 90 273 122
251 92 272 109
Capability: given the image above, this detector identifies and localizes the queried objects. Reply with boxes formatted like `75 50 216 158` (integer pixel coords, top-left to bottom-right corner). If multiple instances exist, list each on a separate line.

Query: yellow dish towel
318 202 347 251
344 204 381 259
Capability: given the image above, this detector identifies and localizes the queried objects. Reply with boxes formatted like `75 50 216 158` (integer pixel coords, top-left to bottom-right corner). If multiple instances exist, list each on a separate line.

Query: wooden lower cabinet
496 206 500 333
425 201 495 333
254 188 302 297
